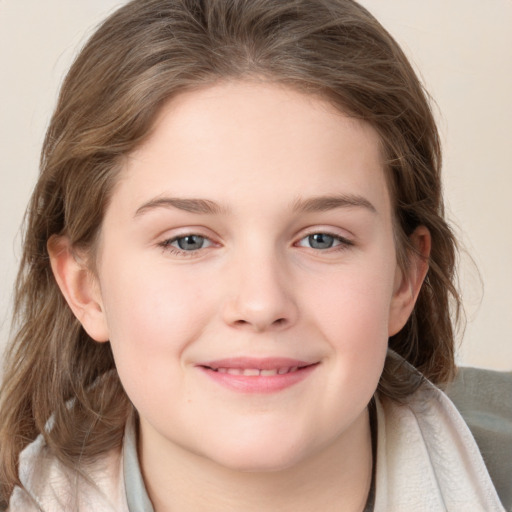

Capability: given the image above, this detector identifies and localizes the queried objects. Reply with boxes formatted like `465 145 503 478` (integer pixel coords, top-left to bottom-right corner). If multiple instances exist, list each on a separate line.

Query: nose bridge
222 239 298 332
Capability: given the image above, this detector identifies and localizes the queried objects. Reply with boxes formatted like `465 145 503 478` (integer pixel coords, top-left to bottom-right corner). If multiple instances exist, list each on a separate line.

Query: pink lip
197 357 319 394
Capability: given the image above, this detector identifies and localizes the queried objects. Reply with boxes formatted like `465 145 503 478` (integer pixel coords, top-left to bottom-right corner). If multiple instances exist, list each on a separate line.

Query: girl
0 0 506 510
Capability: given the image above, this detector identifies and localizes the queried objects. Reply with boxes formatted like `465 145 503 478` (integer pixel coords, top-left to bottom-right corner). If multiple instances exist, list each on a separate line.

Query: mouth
204 365 310 376
196 358 319 393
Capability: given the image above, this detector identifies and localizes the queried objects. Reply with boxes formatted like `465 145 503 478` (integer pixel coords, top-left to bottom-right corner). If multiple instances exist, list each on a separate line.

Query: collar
123 414 154 512
372 379 504 511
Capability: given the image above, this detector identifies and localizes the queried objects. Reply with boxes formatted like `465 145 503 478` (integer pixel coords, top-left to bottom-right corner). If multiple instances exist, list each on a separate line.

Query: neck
139 409 373 512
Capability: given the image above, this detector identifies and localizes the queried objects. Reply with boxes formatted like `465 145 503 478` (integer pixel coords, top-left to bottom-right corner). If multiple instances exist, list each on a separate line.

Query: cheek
305 254 396 377
98 260 215 385
312 256 395 333
99 267 218 428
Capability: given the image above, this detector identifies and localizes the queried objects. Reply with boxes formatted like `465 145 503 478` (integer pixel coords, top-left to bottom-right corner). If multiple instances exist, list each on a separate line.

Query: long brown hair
0 0 460 504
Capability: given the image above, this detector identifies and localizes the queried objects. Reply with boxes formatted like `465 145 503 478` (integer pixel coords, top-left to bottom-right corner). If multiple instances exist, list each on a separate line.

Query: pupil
178 235 204 250
309 233 334 249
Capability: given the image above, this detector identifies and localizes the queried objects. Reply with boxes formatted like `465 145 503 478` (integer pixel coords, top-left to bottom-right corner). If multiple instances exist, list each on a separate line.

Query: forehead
115 80 390 219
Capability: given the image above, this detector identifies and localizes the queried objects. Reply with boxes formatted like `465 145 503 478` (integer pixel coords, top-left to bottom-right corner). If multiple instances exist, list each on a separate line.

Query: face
79 81 417 472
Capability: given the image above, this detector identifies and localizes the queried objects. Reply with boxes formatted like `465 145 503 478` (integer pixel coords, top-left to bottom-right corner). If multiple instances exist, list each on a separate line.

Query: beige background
1 1 511 370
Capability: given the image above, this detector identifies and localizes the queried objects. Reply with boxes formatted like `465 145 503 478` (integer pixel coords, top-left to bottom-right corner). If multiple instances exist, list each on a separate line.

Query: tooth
215 366 305 376
242 368 260 376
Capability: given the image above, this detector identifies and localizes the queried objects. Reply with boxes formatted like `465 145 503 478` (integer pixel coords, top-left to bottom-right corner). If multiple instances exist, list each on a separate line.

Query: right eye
160 234 214 255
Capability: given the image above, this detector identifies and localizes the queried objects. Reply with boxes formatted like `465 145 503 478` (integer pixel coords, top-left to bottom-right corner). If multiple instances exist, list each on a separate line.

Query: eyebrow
134 193 377 218
291 194 377 214
135 197 229 217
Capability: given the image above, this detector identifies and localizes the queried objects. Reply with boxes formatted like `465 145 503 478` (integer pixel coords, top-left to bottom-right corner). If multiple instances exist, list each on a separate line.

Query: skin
50 81 429 512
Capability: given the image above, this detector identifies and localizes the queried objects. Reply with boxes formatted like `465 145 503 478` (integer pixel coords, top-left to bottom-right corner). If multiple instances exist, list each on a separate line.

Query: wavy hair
0 0 460 504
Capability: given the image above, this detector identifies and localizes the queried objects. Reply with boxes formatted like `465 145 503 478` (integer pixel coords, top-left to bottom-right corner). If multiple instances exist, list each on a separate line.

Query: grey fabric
447 367 512 511
123 417 154 512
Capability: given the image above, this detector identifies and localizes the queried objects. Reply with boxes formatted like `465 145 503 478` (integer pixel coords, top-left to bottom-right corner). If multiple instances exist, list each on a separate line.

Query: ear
388 226 431 336
48 235 109 342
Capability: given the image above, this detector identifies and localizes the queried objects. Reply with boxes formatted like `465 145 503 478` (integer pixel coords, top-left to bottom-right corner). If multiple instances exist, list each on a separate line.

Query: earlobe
48 235 110 342
388 226 431 336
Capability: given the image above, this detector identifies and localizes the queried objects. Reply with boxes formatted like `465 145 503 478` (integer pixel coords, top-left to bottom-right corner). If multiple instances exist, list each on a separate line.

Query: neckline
123 404 378 512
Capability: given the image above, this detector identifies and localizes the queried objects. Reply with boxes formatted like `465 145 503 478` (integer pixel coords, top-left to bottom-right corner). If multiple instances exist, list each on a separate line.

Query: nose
221 251 299 333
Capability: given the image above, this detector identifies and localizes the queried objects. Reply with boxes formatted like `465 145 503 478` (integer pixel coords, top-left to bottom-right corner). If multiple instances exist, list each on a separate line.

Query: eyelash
296 232 354 252
158 234 213 257
158 231 353 257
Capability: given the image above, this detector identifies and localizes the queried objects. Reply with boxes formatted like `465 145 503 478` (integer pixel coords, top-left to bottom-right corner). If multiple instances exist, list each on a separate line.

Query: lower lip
198 364 318 394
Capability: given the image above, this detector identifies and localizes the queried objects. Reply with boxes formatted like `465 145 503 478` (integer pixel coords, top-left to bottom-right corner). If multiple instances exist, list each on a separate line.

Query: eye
174 235 208 250
160 234 214 254
297 232 352 250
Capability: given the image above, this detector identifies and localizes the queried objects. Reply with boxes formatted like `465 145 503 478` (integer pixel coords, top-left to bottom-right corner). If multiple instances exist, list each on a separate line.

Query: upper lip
198 357 316 371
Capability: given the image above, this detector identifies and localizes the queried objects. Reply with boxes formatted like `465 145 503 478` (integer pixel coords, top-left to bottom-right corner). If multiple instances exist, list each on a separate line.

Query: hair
0 0 461 505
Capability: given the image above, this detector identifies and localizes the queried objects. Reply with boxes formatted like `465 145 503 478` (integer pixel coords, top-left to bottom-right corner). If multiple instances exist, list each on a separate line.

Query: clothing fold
373 385 505 511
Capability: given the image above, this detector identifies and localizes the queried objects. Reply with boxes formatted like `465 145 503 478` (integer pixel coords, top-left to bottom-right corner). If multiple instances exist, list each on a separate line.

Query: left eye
297 233 350 250
165 234 212 251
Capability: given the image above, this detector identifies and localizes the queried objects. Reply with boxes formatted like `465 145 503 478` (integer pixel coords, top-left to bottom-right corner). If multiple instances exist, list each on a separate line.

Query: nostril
231 317 288 330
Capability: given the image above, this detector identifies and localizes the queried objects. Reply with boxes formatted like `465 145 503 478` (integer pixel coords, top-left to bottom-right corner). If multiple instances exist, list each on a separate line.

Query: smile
197 358 319 393
212 366 302 376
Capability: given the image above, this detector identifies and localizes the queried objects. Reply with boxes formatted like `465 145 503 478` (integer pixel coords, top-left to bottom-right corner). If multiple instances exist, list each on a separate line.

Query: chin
214 452 306 473
199 435 317 474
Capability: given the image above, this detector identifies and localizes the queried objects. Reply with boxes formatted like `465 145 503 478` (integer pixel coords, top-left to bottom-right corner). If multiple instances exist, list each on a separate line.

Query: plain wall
1 1 511 370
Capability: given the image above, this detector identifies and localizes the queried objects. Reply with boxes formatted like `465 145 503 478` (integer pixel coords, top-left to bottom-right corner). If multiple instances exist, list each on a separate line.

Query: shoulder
446 366 512 511
8 433 129 512
374 376 506 511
